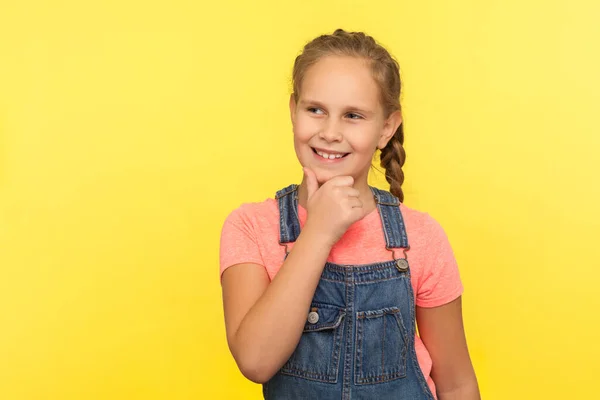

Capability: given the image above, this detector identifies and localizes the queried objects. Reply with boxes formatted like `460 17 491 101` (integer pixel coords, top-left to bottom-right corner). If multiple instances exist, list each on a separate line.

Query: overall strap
275 184 301 245
370 187 409 249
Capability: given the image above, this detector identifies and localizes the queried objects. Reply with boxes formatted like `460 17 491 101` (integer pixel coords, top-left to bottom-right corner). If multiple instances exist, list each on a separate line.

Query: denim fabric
265 184 435 400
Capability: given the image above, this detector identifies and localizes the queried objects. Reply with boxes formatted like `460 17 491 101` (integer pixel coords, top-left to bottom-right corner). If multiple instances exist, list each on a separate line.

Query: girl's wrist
300 220 337 250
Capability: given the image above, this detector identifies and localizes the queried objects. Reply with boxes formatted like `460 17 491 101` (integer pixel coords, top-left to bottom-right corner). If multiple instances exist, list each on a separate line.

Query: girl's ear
289 94 297 126
378 110 403 149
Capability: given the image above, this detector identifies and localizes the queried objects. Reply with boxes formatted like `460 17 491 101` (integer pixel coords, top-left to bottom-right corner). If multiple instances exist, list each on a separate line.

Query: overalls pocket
354 306 408 385
280 303 346 383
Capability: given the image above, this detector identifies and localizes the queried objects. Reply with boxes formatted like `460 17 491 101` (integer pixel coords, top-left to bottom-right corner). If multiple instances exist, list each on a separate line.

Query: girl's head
290 29 406 201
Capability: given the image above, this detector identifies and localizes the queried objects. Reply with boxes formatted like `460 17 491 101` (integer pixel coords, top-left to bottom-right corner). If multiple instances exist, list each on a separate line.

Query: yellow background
1 0 599 399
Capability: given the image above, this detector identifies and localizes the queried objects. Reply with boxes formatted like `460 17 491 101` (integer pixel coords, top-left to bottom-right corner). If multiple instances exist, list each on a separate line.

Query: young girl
220 29 480 400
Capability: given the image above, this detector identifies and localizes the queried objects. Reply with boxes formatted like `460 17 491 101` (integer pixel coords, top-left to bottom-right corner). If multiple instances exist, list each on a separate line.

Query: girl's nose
319 121 343 142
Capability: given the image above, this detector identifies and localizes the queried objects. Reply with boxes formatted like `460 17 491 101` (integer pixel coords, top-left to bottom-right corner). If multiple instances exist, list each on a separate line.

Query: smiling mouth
312 147 350 160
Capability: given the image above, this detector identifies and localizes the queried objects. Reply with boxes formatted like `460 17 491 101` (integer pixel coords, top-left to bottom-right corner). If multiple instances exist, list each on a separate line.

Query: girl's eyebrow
298 99 373 116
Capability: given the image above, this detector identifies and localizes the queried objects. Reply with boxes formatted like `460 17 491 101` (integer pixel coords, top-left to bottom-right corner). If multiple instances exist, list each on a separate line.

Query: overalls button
396 258 409 271
307 311 319 324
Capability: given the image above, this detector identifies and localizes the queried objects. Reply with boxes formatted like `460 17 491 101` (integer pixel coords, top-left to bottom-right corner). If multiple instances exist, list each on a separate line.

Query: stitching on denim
354 275 407 285
279 367 336 383
373 186 409 249
322 255 409 270
393 309 409 347
355 310 363 385
277 195 287 244
403 268 435 399
354 308 408 385
303 312 345 332
320 268 409 284
291 190 301 241
324 260 398 271
277 184 300 245
275 184 298 199
280 312 345 383
342 269 353 396
332 311 344 385
381 205 393 249
371 186 408 250
360 307 400 318
381 315 386 373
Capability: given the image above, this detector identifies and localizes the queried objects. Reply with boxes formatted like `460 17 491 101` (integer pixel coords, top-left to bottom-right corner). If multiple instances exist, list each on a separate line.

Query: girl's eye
307 107 325 115
346 113 363 120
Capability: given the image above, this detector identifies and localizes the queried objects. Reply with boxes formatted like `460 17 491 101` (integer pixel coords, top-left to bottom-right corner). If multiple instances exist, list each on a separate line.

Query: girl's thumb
303 167 318 199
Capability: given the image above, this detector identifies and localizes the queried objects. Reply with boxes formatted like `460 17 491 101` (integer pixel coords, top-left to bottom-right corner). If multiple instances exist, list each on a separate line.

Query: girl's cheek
297 119 322 137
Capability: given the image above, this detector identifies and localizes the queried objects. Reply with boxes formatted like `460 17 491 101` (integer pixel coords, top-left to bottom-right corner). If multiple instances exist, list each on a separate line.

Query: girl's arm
222 171 364 384
221 223 334 384
416 296 481 400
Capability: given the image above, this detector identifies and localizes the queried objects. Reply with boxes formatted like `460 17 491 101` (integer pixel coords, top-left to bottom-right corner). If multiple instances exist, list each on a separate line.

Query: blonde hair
292 29 406 201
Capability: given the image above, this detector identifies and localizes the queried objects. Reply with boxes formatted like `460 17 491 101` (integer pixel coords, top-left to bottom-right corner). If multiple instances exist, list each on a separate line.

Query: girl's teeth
317 150 344 159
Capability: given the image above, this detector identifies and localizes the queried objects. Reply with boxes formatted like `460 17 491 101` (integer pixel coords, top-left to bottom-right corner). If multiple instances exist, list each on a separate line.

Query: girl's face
290 55 401 186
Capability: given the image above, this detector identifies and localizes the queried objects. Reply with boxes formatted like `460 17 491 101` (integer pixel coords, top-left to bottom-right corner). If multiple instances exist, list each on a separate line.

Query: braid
380 124 405 202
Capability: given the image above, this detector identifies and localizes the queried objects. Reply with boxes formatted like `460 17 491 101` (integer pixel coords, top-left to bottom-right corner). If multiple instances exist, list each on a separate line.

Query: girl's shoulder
399 203 450 244
223 197 279 229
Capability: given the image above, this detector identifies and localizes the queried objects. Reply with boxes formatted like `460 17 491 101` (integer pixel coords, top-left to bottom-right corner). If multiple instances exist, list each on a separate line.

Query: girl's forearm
437 381 481 400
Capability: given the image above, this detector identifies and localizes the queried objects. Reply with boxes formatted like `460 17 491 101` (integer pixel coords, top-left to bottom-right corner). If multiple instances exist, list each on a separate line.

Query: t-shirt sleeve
219 206 265 281
415 214 464 308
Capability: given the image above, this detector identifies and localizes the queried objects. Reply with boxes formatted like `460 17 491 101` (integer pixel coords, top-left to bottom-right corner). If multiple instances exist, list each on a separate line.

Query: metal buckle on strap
387 245 410 272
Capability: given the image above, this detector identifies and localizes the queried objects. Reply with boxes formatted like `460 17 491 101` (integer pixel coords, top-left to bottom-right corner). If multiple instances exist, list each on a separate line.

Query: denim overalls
263 184 435 400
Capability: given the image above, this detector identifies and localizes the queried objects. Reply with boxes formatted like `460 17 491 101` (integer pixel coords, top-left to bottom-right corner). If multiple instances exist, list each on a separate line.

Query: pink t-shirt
219 197 463 397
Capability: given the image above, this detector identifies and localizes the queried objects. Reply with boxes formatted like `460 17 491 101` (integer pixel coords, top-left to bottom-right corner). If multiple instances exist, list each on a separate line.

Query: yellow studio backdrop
0 0 598 399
